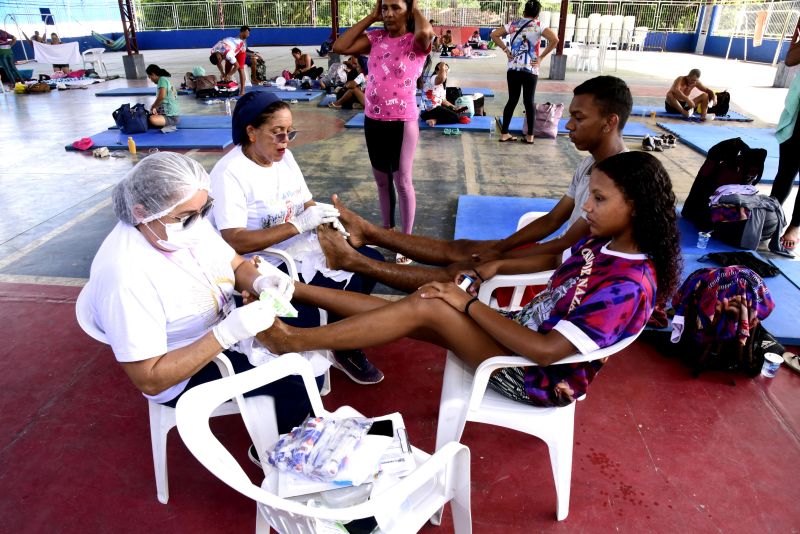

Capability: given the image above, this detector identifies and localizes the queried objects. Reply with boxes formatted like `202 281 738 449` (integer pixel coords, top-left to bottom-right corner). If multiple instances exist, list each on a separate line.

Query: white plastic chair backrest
75 286 108 344
539 11 551 29
83 47 105 58
515 210 547 231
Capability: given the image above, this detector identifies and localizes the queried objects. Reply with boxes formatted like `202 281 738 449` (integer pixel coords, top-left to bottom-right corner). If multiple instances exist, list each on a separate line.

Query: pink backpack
523 102 564 139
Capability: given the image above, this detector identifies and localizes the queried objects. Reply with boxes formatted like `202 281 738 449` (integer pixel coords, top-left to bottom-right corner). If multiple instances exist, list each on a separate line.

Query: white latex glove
212 300 276 349
289 204 340 234
253 263 295 301
314 202 350 237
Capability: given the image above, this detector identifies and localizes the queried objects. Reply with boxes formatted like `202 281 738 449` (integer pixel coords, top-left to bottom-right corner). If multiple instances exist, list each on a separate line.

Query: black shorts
665 100 690 114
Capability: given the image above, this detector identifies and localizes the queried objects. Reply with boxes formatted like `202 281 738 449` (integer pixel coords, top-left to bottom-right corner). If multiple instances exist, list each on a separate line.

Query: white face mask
146 219 206 251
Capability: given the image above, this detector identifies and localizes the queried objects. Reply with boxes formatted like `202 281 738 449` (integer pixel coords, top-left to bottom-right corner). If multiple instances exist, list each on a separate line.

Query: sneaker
642 135 655 151
653 137 664 152
247 444 262 467
332 349 384 385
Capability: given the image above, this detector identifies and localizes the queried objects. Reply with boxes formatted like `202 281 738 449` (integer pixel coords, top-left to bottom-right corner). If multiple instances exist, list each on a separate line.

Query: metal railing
130 0 701 33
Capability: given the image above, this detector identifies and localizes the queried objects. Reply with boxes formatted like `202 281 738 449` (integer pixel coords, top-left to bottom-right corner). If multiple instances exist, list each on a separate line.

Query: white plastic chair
563 13 577 43
631 26 648 52
586 13 602 43
175 354 473 534
435 215 645 520
82 47 108 77
75 287 244 504
476 211 555 312
574 17 589 43
621 16 636 48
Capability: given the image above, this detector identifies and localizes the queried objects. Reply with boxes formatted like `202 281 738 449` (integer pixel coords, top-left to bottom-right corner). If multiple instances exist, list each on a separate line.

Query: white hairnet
112 152 210 225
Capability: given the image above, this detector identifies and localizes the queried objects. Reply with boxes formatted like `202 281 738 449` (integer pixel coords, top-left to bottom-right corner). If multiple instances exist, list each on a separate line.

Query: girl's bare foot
426 119 437 127
255 318 296 355
317 225 359 271
331 194 369 248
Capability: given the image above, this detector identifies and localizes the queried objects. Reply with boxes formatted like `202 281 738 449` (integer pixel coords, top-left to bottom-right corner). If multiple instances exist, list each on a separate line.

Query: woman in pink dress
333 0 433 263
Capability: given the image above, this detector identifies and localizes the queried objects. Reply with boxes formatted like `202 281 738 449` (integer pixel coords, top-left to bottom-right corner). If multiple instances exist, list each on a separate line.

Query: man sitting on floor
665 68 716 121
318 75 632 294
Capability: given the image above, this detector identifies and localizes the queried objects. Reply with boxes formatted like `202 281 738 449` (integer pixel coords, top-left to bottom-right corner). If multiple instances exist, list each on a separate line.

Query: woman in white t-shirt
490 0 559 144
84 152 318 432
210 91 386 386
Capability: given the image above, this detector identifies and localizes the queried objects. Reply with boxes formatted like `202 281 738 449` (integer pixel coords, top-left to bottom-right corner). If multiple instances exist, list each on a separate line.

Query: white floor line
0 197 112 271
0 274 87 287
461 132 479 195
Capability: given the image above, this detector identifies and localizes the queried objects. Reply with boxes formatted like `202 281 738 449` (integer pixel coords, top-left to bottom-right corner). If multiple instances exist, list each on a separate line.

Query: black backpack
445 86 462 103
708 90 730 116
254 58 267 83
681 137 767 230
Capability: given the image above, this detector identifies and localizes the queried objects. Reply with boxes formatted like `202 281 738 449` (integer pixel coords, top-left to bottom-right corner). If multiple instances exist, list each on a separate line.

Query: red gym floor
1 281 798 533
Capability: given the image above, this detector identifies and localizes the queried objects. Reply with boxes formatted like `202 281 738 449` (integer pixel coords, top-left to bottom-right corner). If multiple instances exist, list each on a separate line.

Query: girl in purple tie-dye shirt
257 152 682 408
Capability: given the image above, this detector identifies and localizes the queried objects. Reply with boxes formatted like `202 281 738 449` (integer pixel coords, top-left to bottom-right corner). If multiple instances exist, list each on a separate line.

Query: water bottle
224 99 231 116
127 136 136 154
696 231 711 249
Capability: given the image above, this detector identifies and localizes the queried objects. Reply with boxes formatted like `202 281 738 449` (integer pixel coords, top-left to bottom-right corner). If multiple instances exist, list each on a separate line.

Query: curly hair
594 152 682 304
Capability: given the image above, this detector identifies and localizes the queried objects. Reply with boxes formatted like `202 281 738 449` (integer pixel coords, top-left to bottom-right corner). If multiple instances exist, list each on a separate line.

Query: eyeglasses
166 196 214 228
269 130 299 143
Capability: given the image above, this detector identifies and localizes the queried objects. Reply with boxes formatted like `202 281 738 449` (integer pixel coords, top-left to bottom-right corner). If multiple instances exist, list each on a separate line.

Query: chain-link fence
130 0 702 32
711 0 800 39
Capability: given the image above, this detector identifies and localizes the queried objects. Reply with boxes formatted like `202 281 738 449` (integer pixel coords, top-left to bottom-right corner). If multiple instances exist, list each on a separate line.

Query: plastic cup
696 231 711 249
761 353 783 378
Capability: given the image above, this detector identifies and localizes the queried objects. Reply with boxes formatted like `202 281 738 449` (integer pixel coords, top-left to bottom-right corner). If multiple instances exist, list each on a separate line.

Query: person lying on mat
82 152 320 433
209 91 386 386
146 64 180 129
317 75 631 294
419 61 467 126
255 151 681 407
210 37 246 96
665 68 715 121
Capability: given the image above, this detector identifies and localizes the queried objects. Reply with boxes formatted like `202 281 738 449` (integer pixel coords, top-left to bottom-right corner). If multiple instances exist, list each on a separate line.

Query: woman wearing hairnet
209 91 385 386
83 152 319 433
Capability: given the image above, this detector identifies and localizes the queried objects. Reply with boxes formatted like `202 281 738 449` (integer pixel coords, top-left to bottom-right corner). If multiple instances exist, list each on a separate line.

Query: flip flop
499 136 518 143
783 352 800 374
396 253 412 265
521 137 534 145
327 102 341 109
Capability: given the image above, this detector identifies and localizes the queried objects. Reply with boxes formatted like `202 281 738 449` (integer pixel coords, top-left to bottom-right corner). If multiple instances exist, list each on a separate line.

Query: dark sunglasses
169 196 214 228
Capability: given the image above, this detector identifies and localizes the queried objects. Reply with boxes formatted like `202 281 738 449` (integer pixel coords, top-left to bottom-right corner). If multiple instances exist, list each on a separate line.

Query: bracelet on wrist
464 296 479 317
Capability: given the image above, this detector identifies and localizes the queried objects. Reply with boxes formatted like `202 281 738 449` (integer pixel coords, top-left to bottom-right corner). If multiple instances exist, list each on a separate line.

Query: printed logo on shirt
568 246 596 313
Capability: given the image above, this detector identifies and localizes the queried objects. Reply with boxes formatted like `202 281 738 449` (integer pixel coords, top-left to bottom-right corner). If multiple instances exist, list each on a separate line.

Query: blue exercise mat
683 254 800 345
416 87 495 97
318 94 337 107
770 258 800 291
108 115 231 130
657 122 783 185
506 117 656 138
65 128 233 151
245 86 324 100
344 113 495 132
454 196 560 240
677 215 740 255
95 86 193 97
631 105 752 122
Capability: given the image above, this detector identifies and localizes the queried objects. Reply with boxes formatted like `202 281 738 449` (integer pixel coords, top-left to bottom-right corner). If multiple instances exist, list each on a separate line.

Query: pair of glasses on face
268 130 299 143
167 196 214 228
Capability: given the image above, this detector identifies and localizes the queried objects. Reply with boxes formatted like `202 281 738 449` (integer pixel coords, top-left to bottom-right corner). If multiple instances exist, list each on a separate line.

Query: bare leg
149 114 166 128
695 93 709 120
665 93 689 118
259 289 511 369
332 195 498 264
317 225 463 292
